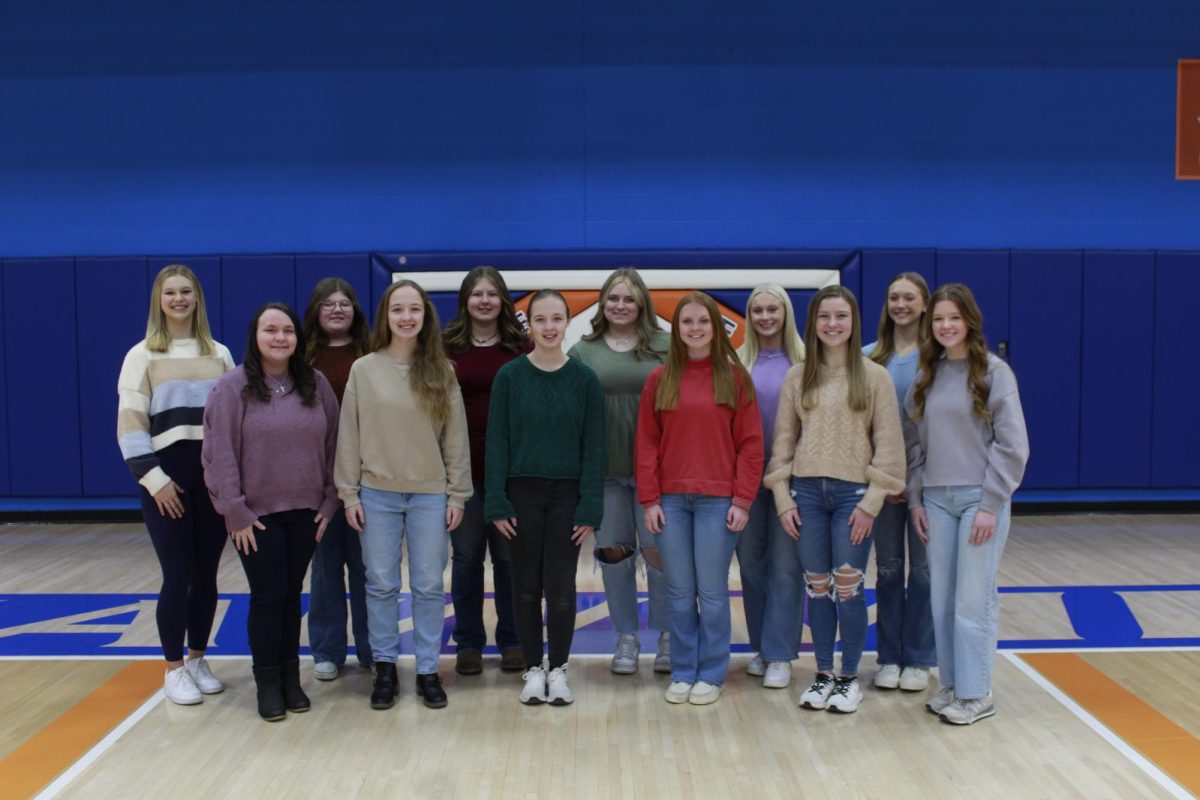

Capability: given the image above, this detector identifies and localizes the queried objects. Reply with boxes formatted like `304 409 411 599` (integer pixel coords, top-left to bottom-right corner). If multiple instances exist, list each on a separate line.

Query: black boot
280 659 311 713
415 672 448 709
370 662 398 710
252 665 286 722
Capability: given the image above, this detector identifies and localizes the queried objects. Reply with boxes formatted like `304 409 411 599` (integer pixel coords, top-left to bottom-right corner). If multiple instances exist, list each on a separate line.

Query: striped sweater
117 338 235 495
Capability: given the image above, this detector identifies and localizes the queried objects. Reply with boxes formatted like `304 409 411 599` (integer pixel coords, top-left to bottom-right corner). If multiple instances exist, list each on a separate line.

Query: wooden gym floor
0 513 1197 799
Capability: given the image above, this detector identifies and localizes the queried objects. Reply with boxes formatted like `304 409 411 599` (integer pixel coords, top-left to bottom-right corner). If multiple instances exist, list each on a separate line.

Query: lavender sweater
202 366 341 533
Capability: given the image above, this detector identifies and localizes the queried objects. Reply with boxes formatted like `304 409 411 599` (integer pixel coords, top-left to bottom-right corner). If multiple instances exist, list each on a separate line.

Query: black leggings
506 477 582 670
236 509 319 668
139 441 227 663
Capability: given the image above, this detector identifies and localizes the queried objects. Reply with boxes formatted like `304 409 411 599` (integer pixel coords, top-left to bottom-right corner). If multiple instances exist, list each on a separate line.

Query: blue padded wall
78 258 149 496
0 265 8 494
219 256 296 363
1080 252 1155 488
1010 251 1083 489
1152 252 1200 488
4 259 81 495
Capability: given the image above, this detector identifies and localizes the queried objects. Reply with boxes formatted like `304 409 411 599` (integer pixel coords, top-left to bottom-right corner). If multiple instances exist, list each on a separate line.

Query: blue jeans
793 477 873 677
736 488 803 662
596 477 668 636
307 505 372 667
873 498 935 668
450 490 519 652
924 486 1011 700
656 494 739 686
359 487 449 675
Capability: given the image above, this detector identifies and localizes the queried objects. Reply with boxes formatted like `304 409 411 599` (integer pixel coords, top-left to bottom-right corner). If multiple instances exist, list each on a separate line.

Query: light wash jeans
792 477 873 677
656 494 739 686
736 488 803 662
873 498 935 668
359 486 449 675
923 485 1011 700
596 477 668 636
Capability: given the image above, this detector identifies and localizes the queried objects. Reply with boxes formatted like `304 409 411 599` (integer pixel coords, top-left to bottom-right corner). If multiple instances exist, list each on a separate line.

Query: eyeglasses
320 300 353 311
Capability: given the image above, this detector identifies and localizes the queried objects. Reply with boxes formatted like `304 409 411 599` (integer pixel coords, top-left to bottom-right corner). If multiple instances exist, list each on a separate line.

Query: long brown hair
302 277 370 365
442 266 528 354
911 283 991 422
869 272 930 367
145 264 217 355
655 292 754 411
800 285 869 412
581 268 666 361
369 280 458 427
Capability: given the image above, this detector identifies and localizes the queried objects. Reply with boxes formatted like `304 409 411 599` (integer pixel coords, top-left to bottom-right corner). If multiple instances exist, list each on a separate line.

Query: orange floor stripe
1022 653 1200 795
0 661 162 800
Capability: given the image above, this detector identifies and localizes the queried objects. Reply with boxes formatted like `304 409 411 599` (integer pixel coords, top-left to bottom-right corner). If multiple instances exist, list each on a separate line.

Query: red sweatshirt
635 358 764 510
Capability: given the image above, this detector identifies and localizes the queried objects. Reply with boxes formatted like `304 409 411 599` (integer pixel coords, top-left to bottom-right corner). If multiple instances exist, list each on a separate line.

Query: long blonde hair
145 264 217 356
655 292 754 411
869 272 930 367
581 268 666 361
369 280 458 427
911 283 992 422
800 285 868 412
737 283 805 369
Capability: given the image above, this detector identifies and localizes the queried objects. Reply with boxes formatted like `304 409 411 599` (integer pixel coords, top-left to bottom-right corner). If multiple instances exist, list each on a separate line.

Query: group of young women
119 261 1027 725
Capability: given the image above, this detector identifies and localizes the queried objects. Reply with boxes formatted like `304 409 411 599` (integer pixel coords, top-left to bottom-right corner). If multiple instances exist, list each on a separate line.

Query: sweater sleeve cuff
319 496 340 522
447 493 469 511
857 485 888 518
732 495 754 511
139 467 171 497
226 505 259 535
980 488 1006 515
768 482 796 515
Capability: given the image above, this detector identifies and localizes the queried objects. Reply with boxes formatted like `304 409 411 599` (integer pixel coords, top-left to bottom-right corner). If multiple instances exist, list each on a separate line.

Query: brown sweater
763 359 905 517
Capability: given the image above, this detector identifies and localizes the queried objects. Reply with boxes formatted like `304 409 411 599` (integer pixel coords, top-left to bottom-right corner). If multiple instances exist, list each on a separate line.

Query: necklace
605 333 637 350
265 373 292 396
471 332 499 346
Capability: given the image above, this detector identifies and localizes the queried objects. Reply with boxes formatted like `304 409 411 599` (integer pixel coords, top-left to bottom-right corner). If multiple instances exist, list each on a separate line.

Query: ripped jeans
792 477 874 677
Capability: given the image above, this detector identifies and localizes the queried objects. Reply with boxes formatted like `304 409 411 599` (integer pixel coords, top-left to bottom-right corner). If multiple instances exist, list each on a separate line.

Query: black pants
139 441 227 662
236 509 319 668
506 477 582 670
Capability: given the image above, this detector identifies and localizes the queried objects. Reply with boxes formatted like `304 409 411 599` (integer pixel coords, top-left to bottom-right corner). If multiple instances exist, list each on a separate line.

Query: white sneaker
798 673 836 710
939 693 995 725
520 665 547 705
164 665 202 705
826 677 862 714
926 685 956 715
874 663 901 690
762 661 792 689
688 681 722 705
547 665 574 706
899 666 930 692
653 631 671 674
611 634 640 675
664 681 693 704
183 657 224 694
313 661 339 681
746 653 765 677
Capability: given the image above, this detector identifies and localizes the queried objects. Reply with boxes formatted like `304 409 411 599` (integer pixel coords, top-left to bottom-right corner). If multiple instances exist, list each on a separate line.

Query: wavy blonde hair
911 283 992 422
581 268 666 361
370 280 458 427
736 283 805 369
145 264 217 355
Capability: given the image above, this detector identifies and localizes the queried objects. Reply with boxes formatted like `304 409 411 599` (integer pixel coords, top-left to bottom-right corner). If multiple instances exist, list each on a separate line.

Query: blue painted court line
1 587 1198 657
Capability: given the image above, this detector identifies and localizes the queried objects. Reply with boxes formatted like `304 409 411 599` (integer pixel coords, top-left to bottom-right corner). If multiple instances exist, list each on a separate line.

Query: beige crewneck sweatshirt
334 352 472 510
763 359 906 517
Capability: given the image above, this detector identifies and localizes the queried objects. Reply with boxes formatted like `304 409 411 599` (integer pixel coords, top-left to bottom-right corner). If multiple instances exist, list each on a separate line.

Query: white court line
31 690 164 800
1002 651 1195 800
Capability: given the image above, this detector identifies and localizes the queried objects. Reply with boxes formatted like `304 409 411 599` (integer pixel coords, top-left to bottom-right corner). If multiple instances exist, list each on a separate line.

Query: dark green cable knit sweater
483 355 606 527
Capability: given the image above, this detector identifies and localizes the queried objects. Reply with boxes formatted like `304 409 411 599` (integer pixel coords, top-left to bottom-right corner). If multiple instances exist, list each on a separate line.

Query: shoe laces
830 677 856 698
189 658 214 679
522 666 545 681
808 673 834 694
615 636 639 660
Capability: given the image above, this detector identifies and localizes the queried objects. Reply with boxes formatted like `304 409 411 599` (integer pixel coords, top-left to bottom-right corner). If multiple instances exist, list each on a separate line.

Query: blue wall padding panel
1010 251 1082 489
1151 253 1200 488
859 250 936 347
150 257 224 343
1079 252 1154 488
4 259 82 495
294 254 373 327
0 264 8 493
934 251 1010 348
78 258 149 496
219 256 296 364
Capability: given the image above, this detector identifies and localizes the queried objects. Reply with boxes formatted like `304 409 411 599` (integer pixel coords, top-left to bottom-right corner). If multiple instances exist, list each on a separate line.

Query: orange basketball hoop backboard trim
1178 59 1200 180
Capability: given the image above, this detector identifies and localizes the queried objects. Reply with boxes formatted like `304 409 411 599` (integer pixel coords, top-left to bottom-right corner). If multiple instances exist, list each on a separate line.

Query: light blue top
863 342 920 410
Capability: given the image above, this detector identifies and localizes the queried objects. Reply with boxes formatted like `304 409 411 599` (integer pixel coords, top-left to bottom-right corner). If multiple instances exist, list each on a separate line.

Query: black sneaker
370 662 398 710
416 673 448 709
